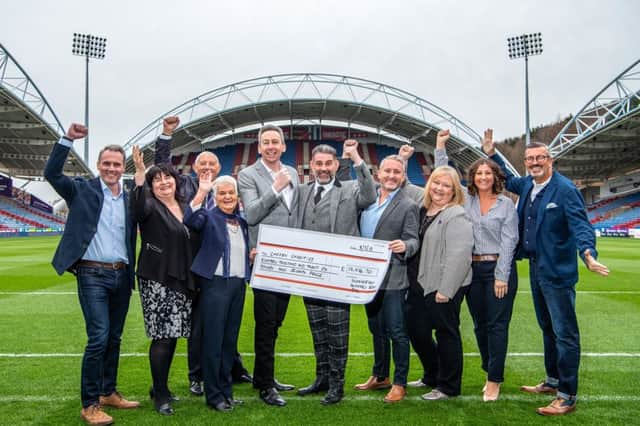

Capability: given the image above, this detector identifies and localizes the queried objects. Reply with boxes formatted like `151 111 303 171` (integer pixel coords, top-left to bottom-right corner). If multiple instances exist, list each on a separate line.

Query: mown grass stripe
0 394 638 402
2 290 639 295
2 352 640 357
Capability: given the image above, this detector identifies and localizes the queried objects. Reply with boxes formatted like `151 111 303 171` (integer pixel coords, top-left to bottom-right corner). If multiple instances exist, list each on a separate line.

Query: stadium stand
588 191 640 230
0 196 64 231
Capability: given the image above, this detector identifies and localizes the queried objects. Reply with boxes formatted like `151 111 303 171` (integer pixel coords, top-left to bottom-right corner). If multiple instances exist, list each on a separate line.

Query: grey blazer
417 204 473 299
296 162 376 236
238 160 300 248
371 190 420 291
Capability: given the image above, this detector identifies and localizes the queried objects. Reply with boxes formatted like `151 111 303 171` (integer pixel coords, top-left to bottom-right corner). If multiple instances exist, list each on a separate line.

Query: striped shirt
435 148 518 282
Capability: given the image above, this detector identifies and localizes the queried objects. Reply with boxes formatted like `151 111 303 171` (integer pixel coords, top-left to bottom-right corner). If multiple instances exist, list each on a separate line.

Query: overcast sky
3 0 639 171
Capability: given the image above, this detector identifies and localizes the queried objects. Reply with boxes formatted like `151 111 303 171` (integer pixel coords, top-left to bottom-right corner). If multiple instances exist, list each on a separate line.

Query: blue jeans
365 289 409 386
77 265 131 407
529 258 580 398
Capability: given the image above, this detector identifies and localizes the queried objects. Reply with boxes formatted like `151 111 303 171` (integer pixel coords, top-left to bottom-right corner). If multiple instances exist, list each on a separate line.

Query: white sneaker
407 378 427 388
421 389 450 401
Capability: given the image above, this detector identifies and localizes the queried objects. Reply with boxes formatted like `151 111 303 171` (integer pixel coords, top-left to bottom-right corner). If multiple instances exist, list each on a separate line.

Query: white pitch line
2 290 640 295
1 394 639 403
2 352 640 358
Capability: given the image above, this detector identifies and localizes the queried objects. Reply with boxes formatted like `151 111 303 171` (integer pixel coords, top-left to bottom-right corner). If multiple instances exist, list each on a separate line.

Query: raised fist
343 139 362 163
398 144 415 161
162 116 180 136
436 129 450 149
65 123 88 140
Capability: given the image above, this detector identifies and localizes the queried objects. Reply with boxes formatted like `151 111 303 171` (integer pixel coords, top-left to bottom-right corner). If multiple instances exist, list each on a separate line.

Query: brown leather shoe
80 405 113 425
536 397 577 416
354 376 391 391
520 381 557 394
383 385 406 403
99 391 141 409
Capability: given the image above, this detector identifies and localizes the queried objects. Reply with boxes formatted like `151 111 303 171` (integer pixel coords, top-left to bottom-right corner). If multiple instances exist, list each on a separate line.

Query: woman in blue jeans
435 129 519 402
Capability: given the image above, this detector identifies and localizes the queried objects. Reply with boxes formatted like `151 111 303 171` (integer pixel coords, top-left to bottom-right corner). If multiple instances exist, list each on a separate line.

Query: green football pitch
0 236 638 425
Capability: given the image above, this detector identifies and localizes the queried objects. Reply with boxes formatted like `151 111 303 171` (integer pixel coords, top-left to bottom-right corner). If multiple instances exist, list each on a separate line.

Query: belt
472 254 499 262
77 260 127 270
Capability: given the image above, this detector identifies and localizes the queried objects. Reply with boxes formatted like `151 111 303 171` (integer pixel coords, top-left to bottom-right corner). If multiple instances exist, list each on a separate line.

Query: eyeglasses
524 155 550 163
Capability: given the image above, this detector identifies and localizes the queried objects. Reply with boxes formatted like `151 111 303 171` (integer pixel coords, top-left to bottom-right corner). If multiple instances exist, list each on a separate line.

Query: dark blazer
184 206 250 281
44 140 136 288
371 189 420 290
131 184 196 294
491 154 597 287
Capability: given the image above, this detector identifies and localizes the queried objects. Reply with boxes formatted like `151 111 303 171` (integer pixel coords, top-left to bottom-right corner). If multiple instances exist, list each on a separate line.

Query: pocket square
545 202 558 209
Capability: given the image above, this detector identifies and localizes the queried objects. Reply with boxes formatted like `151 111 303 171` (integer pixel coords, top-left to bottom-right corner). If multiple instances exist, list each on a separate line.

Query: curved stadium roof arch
0 43 92 178
550 59 640 181
124 73 518 176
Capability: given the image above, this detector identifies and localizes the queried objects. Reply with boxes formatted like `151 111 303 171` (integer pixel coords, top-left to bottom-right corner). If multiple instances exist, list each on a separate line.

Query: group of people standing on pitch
45 117 609 425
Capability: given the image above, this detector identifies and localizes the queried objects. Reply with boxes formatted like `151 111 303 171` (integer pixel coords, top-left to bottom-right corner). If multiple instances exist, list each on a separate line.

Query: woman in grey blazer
416 166 474 401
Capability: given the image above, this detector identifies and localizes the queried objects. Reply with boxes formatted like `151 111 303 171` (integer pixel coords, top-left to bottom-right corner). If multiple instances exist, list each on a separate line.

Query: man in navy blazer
44 123 139 425
482 130 608 416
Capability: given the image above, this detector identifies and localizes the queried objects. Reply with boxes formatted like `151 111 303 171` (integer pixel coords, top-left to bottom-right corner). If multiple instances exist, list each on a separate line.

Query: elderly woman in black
131 146 196 416
184 174 251 413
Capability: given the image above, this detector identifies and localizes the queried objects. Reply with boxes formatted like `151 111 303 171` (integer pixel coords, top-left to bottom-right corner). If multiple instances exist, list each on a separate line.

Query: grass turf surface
0 236 638 425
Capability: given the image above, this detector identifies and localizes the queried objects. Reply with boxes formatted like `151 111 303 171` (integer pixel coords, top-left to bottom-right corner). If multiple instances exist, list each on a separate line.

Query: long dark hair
467 158 505 196
145 164 183 202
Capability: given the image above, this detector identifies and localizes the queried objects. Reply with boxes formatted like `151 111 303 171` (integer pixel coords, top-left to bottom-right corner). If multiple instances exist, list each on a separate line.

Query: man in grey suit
238 124 299 407
354 155 419 403
295 141 376 405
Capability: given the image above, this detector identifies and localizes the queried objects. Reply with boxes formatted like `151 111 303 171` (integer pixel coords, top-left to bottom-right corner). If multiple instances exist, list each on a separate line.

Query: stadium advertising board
0 174 12 197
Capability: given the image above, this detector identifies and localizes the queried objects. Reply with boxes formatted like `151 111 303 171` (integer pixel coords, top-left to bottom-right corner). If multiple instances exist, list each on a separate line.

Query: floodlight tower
507 32 543 145
72 33 107 164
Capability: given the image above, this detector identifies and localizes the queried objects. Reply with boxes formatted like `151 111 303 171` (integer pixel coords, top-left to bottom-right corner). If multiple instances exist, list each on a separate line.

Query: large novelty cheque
250 225 391 304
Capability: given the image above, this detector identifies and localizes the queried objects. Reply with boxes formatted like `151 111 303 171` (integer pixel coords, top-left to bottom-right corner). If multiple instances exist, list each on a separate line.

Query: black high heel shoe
149 387 175 416
149 386 180 402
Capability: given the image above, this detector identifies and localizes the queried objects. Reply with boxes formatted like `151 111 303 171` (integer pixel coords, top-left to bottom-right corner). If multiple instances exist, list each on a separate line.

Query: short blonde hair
423 166 465 209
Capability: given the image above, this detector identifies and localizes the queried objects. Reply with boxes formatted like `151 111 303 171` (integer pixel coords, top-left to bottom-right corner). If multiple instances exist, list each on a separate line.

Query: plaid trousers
303 297 350 391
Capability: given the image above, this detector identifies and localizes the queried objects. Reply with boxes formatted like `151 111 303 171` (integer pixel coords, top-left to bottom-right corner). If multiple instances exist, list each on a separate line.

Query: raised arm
130 145 154 222
481 128 528 195
433 129 450 168
44 123 88 202
343 139 376 208
154 116 180 165
183 171 214 232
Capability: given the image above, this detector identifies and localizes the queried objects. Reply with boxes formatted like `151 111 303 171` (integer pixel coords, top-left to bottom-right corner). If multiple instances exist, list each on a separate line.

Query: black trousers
200 276 245 406
252 288 290 390
465 260 518 383
416 288 465 396
188 285 250 383
405 289 438 387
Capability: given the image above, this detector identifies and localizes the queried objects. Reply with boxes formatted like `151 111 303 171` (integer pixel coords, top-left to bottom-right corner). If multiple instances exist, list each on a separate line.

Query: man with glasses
482 130 608 416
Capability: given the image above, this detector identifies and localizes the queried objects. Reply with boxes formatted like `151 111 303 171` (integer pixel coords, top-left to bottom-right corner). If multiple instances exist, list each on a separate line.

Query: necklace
226 219 239 233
